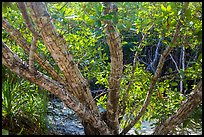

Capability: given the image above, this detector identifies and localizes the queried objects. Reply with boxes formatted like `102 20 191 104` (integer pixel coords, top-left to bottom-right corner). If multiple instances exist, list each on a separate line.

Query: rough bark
153 80 202 135
25 2 98 114
103 2 123 134
2 41 111 135
17 2 40 74
3 2 111 134
24 3 107 134
2 17 66 85
2 2 197 135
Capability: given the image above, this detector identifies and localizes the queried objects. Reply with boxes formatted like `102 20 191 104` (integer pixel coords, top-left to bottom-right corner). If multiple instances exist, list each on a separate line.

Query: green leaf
170 82 178 87
90 59 95 64
95 3 103 16
161 4 166 12
197 53 202 62
89 16 97 20
122 41 128 45
101 14 113 20
184 9 191 19
166 5 172 12
136 87 141 93
94 20 101 27
2 129 9 135
112 16 118 24
180 69 185 78
159 87 165 92
170 19 177 27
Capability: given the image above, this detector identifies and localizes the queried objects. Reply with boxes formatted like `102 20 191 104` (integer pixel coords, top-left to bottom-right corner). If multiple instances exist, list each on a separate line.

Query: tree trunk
2 41 111 135
180 45 185 93
2 2 201 135
25 2 98 113
82 121 100 135
3 2 112 135
153 80 202 135
103 2 123 134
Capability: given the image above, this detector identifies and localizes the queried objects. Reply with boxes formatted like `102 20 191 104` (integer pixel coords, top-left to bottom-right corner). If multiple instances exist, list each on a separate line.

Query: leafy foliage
2 2 202 135
2 65 49 135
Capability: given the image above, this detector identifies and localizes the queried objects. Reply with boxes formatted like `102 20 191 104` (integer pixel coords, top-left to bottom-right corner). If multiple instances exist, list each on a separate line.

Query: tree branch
120 2 189 135
17 2 40 73
120 46 173 135
2 17 66 85
2 41 111 135
25 2 98 114
146 37 163 73
120 24 154 123
170 53 180 72
180 45 185 93
153 80 202 135
103 2 123 134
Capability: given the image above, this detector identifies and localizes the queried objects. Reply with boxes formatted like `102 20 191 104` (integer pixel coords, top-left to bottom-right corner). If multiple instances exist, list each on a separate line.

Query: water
46 98 84 135
46 97 156 135
137 121 155 135
46 97 201 135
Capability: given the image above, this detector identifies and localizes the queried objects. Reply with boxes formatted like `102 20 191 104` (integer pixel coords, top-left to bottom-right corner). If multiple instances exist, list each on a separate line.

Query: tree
2 2 202 135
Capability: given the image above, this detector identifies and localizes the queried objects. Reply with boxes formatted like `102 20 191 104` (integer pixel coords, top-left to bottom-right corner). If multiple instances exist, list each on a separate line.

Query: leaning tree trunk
2 42 111 135
24 2 101 134
153 80 202 135
2 2 123 135
2 2 112 135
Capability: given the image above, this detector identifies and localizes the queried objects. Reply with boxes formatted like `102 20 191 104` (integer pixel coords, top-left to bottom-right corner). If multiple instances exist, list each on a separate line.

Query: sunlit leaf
159 87 165 92
167 5 172 12
161 4 166 12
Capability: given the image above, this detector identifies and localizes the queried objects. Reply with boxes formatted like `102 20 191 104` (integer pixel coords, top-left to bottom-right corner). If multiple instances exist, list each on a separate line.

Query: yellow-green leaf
167 5 172 12
161 4 166 12
159 87 165 92
90 59 95 64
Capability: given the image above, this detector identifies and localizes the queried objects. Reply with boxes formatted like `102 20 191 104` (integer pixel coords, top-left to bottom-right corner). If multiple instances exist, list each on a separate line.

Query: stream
46 97 84 135
45 97 201 135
